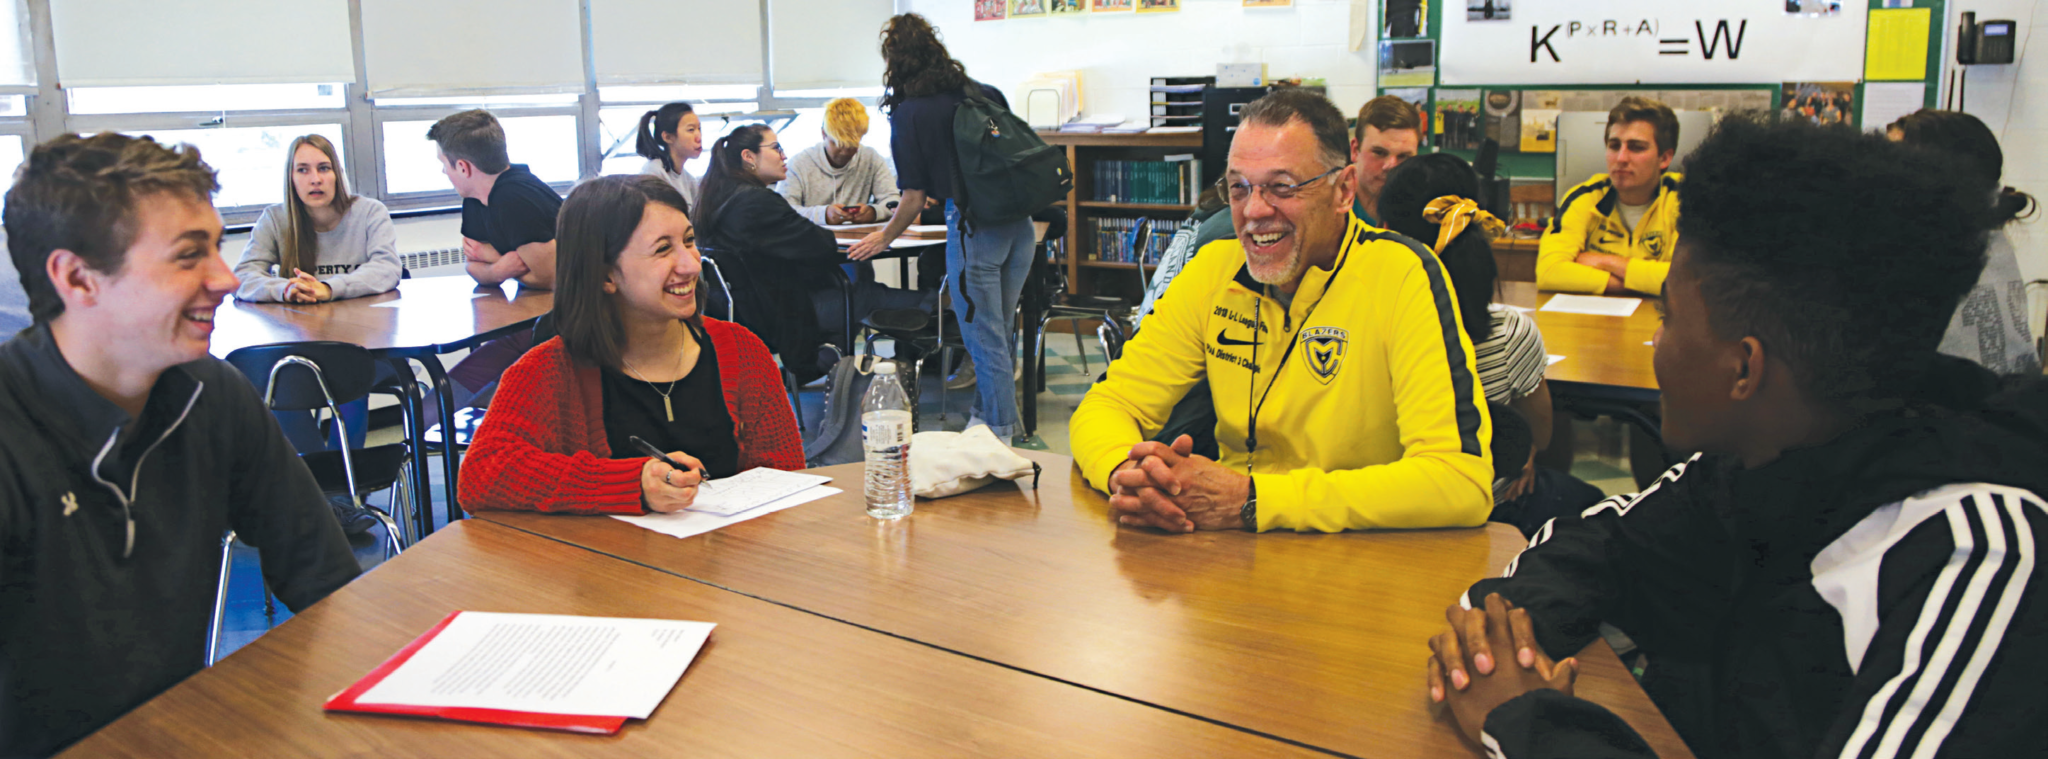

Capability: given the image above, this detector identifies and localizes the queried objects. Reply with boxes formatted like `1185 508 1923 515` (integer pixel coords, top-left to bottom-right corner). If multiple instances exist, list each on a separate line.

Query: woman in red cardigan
459 174 804 514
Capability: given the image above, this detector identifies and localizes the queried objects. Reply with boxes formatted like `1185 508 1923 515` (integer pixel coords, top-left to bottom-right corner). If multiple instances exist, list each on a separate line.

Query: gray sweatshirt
234 196 401 302
640 158 701 211
777 144 900 225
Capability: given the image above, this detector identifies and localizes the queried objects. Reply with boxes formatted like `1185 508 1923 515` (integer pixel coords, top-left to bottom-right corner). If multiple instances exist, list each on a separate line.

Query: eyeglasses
761 142 786 156
1217 165 1346 203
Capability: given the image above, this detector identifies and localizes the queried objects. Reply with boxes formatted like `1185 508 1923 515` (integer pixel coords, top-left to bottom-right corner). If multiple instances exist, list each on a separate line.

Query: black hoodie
1468 357 2048 759
0 324 359 757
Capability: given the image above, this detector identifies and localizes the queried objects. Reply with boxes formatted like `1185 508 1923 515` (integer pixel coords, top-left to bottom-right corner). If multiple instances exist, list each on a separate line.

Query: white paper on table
354 611 713 719
1540 295 1642 317
1546 354 1568 366
372 292 490 308
615 485 841 540
685 468 831 517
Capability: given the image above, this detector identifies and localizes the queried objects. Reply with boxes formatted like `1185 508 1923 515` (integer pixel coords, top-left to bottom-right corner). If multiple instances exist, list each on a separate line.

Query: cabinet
1038 131 1205 307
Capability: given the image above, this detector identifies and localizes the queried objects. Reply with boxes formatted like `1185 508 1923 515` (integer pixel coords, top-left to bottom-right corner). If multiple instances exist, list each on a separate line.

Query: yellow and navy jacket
1071 215 1493 532
1537 172 1681 295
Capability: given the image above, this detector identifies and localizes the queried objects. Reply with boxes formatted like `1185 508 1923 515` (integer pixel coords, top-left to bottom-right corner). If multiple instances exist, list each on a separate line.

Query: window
371 94 580 109
597 103 770 178
0 135 25 197
598 85 760 104
131 124 346 211
381 114 578 195
68 83 345 115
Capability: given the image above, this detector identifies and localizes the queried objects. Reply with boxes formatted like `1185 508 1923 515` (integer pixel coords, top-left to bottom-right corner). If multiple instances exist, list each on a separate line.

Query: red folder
323 610 630 734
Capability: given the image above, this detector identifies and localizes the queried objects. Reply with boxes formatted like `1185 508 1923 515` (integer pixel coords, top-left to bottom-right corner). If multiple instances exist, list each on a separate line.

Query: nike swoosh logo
1216 330 1256 347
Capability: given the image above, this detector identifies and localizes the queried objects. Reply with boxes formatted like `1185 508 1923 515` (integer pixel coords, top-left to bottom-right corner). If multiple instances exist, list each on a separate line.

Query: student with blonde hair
779 97 900 226
234 134 400 303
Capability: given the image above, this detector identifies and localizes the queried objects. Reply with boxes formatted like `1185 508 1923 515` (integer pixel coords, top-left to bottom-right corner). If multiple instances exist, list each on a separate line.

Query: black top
697 186 846 375
0 325 360 757
460 163 565 254
601 326 740 479
888 82 1007 200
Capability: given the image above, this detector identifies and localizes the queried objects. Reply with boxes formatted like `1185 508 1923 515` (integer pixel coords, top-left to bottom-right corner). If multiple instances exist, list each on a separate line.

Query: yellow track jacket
1072 216 1493 532
1537 172 1681 295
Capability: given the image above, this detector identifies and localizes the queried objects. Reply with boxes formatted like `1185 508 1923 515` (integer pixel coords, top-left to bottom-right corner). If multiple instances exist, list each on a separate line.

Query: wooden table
211 276 555 529
60 520 1327 758
1499 281 1661 401
479 451 1696 758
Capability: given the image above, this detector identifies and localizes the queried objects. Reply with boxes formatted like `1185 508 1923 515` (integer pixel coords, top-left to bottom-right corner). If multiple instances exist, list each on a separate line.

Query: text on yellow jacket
1536 172 1681 295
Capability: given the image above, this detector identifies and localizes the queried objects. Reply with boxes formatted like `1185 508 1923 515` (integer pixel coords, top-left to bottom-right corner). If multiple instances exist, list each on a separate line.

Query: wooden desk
480 453 1695 758
62 520 1325 758
211 276 555 529
1499 281 1660 400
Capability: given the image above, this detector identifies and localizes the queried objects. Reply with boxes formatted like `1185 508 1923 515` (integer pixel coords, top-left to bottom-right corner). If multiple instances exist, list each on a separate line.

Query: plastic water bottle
861 361 914 519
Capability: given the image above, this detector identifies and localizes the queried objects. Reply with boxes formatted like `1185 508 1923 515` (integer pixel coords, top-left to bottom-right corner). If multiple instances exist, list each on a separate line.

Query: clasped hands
825 203 877 225
1426 592 1580 744
280 268 332 303
1107 434 1250 533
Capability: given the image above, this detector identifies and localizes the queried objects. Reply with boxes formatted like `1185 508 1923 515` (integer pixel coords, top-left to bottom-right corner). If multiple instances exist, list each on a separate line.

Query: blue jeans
945 201 1036 438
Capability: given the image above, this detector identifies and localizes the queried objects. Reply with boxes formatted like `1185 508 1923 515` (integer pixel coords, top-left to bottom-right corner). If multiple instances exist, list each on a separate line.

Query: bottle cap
874 361 896 374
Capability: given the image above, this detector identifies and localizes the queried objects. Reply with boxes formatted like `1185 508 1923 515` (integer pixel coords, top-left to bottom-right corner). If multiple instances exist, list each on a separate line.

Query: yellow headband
1421 196 1505 254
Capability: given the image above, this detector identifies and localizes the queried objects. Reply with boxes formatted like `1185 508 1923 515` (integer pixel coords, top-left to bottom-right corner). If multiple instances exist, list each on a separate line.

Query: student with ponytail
636 102 703 209
695 124 923 382
1380 153 1605 536
1887 109 2039 375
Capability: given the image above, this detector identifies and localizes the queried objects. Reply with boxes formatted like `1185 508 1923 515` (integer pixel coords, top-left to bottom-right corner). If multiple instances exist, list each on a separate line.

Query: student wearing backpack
850 13 1038 442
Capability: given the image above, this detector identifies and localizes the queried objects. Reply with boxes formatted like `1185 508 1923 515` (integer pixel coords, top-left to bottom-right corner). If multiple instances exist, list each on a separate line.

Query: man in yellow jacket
1537 96 1681 295
1071 89 1492 533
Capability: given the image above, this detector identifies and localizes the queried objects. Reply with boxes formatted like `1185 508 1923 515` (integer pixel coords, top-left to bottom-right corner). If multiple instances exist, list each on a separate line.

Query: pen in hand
628 435 712 491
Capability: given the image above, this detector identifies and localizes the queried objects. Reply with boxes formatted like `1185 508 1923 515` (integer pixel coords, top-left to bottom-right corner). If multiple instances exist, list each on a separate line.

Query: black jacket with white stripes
1468 357 2048 759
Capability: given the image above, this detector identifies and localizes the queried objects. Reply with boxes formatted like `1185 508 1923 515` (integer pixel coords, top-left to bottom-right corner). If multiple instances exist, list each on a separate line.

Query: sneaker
945 354 978 390
328 494 378 537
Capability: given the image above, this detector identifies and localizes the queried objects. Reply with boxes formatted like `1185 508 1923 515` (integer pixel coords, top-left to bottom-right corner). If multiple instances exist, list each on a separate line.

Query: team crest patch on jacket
1301 326 1348 384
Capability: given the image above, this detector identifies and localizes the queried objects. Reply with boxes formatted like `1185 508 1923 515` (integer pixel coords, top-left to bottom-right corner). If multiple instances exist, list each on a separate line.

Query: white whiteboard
1438 0 1868 86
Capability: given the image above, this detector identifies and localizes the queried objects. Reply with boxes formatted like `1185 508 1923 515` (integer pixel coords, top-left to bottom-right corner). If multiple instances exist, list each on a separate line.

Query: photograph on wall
1383 0 1425 38
1093 0 1134 11
1245 0 1293 6
1013 0 1049 17
1434 89 1483 151
976 0 1007 21
1781 82 1856 126
1482 89 1523 153
1051 0 1088 13
1466 0 1510 21
1519 91 1562 153
1377 39 1436 87
1786 0 1843 16
1138 0 1179 11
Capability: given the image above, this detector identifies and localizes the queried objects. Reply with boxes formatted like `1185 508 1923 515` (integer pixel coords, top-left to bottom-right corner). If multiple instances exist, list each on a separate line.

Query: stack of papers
615 468 838 541
1539 295 1642 317
326 611 715 734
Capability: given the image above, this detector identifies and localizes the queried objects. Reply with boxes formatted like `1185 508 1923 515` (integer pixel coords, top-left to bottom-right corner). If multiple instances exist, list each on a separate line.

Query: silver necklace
620 341 687 422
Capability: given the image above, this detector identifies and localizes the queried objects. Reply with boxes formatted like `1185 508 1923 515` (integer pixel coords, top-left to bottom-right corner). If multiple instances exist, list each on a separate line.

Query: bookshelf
1039 131 1204 308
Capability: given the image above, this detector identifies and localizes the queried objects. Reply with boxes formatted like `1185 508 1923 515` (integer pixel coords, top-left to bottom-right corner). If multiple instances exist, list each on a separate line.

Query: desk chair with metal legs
699 254 819 429
1035 217 1148 387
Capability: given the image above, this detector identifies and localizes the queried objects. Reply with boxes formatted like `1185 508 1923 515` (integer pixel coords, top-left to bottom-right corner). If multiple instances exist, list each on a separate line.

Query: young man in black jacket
1424 116 2048 758
0 133 360 757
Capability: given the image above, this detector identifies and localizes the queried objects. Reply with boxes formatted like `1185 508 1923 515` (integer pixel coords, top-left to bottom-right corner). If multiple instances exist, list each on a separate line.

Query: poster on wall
976 0 1007 21
1013 0 1049 17
1787 0 1842 17
1051 0 1088 13
1437 0 1869 85
1467 0 1509 22
1781 81 1856 126
1483 90 1522 153
1093 0 1134 11
1434 89 1483 150
1138 0 1179 12
1245 0 1293 7
1519 91 1561 153
1384 0 1425 37
1379 39 1436 87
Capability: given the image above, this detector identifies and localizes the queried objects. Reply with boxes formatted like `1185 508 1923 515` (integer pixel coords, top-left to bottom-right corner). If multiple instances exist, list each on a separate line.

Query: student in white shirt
233 134 400 303
779 98 901 226
637 102 703 210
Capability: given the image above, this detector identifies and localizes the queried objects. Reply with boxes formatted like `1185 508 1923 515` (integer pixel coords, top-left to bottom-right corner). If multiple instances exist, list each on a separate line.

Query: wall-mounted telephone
1957 12 2017 65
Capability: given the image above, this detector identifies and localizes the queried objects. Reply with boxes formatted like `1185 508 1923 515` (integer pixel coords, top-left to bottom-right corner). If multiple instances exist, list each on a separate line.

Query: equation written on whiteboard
1529 19 1751 62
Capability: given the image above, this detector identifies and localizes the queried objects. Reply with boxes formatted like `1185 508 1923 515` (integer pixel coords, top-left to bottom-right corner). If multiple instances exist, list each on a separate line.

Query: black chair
1036 217 1148 386
225 342 414 557
701 246 855 430
419 313 554 459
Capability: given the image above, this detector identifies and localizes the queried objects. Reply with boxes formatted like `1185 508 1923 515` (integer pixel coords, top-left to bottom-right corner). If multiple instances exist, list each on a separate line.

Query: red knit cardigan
458 318 805 514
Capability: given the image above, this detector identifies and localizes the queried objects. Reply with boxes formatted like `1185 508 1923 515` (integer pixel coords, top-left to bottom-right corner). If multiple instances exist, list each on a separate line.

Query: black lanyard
1245 281 1334 459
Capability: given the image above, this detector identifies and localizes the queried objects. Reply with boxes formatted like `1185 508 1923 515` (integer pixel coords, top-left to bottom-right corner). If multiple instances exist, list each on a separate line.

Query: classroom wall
898 0 1377 126
1947 0 2047 292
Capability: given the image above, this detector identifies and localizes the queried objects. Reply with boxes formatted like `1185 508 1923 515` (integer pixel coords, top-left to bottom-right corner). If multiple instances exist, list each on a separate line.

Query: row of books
1092 156 1202 205
1084 217 1196 265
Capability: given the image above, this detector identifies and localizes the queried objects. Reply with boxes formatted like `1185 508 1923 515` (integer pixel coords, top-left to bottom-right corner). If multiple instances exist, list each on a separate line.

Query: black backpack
951 84 1072 233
